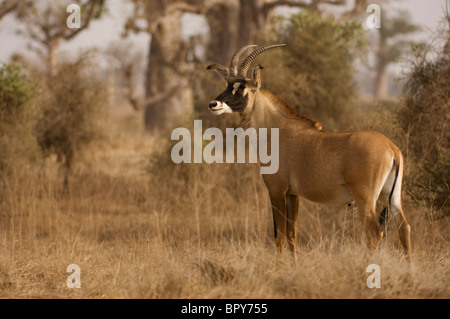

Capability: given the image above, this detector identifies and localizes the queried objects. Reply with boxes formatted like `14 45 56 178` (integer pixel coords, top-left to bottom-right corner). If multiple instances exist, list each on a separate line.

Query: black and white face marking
208 100 233 115
232 82 240 95
209 80 251 116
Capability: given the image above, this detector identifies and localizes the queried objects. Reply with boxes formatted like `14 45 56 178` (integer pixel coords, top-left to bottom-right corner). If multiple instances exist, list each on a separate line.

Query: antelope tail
379 158 400 236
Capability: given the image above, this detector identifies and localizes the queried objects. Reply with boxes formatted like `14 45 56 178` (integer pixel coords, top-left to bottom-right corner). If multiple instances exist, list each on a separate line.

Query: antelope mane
261 90 324 132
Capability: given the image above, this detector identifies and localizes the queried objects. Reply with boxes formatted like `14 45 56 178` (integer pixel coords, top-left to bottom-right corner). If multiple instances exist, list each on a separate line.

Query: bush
341 99 404 147
0 63 33 118
35 54 107 188
0 63 38 174
398 30 450 214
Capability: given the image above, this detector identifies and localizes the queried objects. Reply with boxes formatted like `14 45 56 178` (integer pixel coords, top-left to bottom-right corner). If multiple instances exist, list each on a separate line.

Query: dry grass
0 107 448 299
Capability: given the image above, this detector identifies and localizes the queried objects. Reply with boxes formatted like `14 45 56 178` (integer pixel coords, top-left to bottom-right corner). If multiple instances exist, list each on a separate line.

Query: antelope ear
207 64 229 82
252 64 264 89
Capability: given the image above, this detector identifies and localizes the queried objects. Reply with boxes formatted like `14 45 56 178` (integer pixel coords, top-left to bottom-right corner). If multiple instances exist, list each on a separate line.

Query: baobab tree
124 0 204 130
124 0 368 130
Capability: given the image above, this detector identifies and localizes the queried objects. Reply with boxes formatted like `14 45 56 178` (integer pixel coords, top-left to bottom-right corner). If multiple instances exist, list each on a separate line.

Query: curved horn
229 44 257 77
238 44 285 78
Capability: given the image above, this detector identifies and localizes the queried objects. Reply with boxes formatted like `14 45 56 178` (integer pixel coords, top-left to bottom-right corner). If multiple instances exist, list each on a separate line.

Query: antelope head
207 44 285 116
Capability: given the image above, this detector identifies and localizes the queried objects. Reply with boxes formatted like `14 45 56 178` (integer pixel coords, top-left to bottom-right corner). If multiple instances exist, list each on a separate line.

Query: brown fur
208 47 411 264
246 90 412 263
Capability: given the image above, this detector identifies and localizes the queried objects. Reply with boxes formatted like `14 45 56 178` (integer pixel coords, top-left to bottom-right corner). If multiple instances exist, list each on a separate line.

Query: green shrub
0 63 33 118
0 63 38 173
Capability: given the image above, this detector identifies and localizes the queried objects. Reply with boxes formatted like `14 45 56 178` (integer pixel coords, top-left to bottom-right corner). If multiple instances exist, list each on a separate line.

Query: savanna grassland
0 105 448 299
1 0 448 300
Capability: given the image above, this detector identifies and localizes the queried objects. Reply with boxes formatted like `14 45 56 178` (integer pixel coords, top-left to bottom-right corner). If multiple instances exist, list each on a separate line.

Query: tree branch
0 0 18 20
64 0 105 40
341 0 369 18
263 0 311 12
0 0 34 20
318 0 346 6
263 0 349 15
167 2 204 15
143 84 188 108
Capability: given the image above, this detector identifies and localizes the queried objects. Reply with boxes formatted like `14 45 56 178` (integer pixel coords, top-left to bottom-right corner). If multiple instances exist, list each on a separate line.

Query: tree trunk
144 11 194 131
47 38 60 78
141 0 289 130
205 0 273 63
373 56 389 98
205 1 240 64
237 0 266 47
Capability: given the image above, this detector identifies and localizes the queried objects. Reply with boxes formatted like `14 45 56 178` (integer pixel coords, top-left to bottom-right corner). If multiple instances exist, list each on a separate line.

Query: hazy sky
0 0 447 63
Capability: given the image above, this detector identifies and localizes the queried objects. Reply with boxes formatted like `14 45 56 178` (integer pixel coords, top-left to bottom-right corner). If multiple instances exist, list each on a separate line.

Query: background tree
124 0 204 131
1 0 108 191
373 10 420 98
13 0 105 77
0 0 30 20
35 53 107 190
260 10 367 129
205 0 355 64
124 0 371 131
107 40 145 112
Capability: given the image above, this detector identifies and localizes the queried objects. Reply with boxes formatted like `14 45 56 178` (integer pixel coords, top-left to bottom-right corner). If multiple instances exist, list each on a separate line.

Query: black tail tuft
273 215 277 238
379 206 388 236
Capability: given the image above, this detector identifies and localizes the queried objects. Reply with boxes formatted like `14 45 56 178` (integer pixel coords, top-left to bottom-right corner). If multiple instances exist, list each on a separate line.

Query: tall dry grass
0 106 448 299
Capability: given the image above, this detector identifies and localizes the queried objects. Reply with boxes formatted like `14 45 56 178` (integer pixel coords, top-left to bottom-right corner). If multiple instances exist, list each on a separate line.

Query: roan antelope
206 44 412 262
